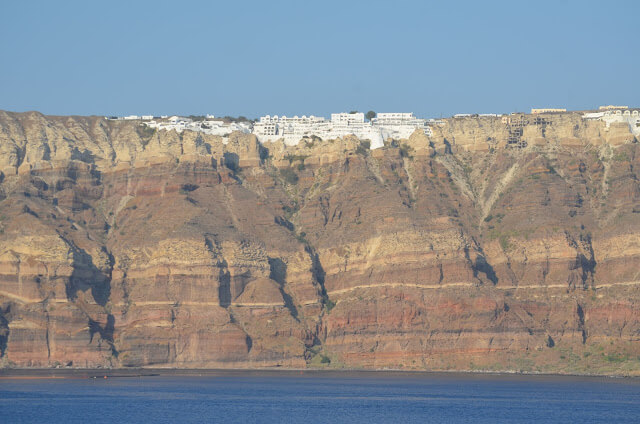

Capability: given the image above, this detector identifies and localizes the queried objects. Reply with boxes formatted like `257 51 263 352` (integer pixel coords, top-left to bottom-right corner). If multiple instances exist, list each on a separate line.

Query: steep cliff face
0 111 638 375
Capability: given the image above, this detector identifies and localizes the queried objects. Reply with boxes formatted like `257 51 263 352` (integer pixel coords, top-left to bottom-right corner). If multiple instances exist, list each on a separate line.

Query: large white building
330 112 365 125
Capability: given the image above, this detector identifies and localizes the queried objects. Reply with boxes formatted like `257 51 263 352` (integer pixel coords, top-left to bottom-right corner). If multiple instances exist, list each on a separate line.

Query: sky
1 0 638 119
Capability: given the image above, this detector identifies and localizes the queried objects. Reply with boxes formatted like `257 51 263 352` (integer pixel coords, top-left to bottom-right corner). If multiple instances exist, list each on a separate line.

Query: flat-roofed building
330 112 365 125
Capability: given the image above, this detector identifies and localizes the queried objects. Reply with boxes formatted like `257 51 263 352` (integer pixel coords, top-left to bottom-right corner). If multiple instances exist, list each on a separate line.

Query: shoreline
1 367 638 382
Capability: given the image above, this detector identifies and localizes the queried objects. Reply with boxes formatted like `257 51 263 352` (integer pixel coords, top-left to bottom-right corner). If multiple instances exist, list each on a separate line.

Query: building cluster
583 107 640 136
252 112 434 148
144 116 252 136
599 105 628 111
116 104 639 148
107 115 155 121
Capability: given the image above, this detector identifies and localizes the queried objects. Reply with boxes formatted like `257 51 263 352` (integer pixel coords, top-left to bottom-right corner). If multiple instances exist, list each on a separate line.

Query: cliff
0 110 639 375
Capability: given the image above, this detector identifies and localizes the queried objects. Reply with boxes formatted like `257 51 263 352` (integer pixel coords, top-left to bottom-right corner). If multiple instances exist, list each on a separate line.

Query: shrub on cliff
280 168 299 185
136 125 156 146
356 140 370 156
399 143 414 159
179 184 199 194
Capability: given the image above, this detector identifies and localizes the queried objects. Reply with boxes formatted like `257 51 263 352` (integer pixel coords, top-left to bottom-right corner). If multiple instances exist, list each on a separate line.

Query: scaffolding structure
504 114 552 148
506 114 528 148
531 116 551 137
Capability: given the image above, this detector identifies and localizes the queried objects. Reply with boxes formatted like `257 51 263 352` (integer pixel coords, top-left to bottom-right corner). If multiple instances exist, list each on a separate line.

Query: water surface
1 372 639 423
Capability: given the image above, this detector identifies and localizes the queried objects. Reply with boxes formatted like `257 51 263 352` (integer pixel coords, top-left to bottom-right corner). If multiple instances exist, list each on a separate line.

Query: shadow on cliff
474 254 499 285
305 245 332 312
70 146 96 164
64 244 112 307
218 259 232 307
566 230 597 290
223 152 239 172
269 257 299 321
61 238 118 357
465 245 498 285
0 304 10 357
89 314 117 357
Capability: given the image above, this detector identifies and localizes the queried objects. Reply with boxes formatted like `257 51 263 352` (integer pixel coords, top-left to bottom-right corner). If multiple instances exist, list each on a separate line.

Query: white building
373 113 415 124
253 112 378 146
582 109 640 137
330 112 365 125
329 113 381 148
253 115 331 143
372 112 433 139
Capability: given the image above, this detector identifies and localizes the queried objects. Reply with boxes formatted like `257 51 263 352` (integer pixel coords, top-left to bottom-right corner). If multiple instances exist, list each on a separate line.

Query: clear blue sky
1 0 638 119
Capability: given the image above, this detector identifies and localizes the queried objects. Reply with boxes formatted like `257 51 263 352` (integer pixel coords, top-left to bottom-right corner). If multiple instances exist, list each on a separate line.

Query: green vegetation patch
284 154 309 165
488 227 535 251
280 168 299 185
603 352 630 363
136 125 156 146
612 151 630 162
356 140 371 156
282 202 299 220
399 143 414 159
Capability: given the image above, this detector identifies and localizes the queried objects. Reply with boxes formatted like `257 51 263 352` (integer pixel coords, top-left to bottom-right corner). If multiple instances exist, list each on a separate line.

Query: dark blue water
1 374 639 423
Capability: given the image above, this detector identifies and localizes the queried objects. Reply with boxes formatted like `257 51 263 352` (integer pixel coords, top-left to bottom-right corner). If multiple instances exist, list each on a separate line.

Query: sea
1 371 639 423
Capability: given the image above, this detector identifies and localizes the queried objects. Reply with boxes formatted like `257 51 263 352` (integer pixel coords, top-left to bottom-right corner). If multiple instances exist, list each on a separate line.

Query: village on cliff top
107 105 640 150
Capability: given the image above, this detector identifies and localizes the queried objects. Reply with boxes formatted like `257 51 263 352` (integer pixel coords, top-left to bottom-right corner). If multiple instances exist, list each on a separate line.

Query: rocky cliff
0 111 639 375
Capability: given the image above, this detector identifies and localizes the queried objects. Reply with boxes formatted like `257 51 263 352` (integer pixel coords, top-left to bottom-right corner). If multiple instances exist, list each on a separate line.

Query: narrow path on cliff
324 280 640 296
